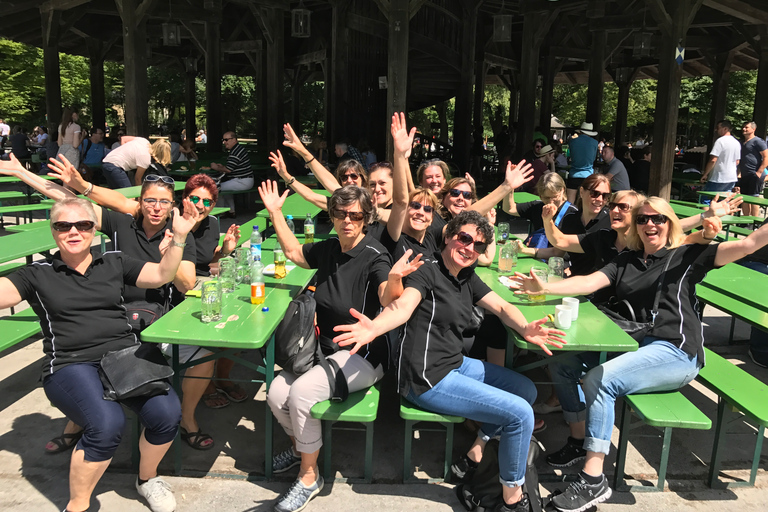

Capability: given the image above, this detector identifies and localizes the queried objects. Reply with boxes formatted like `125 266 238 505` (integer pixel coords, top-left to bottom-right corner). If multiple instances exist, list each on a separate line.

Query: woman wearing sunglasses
334 209 566 512
0 196 199 512
258 180 421 512
513 197 768 512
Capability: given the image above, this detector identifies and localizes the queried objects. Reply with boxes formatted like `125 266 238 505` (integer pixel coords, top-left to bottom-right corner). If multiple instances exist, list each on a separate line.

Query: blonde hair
536 172 566 197
409 187 442 217
150 139 172 166
416 159 451 186
612 189 646 206
50 198 97 225
625 196 686 251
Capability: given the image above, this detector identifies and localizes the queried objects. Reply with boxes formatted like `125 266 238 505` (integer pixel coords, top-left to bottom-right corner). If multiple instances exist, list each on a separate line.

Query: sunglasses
342 173 360 181
455 231 488 254
188 195 213 207
331 209 365 222
144 174 175 185
409 201 434 213
608 202 632 212
142 198 173 208
449 189 473 200
534 145 543 149
222 137 233 142
52 220 95 232
588 189 612 201
635 214 668 225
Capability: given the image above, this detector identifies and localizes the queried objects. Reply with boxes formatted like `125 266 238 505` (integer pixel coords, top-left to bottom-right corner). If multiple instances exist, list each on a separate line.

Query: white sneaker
533 402 562 414
136 476 176 512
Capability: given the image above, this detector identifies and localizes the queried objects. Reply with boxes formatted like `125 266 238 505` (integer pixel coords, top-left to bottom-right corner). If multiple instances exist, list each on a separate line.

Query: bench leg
708 398 729 488
728 317 736 345
403 419 414 482
323 420 334 481
364 421 374 483
443 422 454 481
614 400 631 490
748 425 765 486
657 427 672 491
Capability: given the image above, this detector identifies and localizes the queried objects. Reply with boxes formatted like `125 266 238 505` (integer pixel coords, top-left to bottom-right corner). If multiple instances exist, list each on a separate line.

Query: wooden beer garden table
256 190 331 229
0 228 57 265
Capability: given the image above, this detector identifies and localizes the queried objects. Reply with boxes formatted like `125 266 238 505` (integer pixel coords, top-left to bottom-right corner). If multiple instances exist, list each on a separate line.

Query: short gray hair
329 185 375 226
50 198 97 224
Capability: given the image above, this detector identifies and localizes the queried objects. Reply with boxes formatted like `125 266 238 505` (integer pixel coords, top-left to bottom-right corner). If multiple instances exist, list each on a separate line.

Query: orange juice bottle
250 261 265 304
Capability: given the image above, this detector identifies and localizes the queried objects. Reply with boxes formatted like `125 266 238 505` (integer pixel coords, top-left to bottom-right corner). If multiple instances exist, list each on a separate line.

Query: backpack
525 201 571 250
273 293 349 402
454 438 543 512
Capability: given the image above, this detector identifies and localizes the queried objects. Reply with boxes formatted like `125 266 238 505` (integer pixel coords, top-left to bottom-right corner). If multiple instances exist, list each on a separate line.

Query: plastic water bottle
250 225 262 262
250 259 265 305
304 213 314 244
286 215 295 234
274 242 286 279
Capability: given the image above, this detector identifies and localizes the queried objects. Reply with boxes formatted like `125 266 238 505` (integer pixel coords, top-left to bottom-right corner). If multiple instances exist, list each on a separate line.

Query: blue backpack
525 201 571 249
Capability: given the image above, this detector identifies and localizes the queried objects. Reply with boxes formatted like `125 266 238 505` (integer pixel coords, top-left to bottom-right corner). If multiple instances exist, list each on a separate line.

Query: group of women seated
2 111 768 512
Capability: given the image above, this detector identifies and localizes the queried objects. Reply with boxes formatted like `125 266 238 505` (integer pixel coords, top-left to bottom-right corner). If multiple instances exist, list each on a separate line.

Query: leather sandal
46 431 83 454
203 391 230 409
216 384 249 403
180 427 215 450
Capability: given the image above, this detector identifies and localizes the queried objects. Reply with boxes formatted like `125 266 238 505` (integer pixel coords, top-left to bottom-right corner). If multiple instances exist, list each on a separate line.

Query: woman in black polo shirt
333 210 566 512
258 181 421 512
0 196 198 512
514 197 768 512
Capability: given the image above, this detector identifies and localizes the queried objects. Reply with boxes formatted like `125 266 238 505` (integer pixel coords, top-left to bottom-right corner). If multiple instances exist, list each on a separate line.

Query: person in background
8 126 31 160
566 122 599 203
358 139 377 169
102 137 171 188
700 120 741 204
111 129 126 150
335 141 367 170
196 130 208 144
415 159 451 196
56 108 83 170
169 132 182 162
738 121 768 217
79 127 108 166
521 144 556 193
36 126 49 146
0 118 10 145
600 145 630 192
177 139 198 166
205 131 253 218
307 135 328 164
630 146 651 194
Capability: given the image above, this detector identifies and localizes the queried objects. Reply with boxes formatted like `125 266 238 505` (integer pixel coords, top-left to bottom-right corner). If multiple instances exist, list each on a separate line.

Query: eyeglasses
534 145 543 149
52 220 95 232
144 174 175 185
608 202 632 212
142 198 173 208
449 189 473 200
222 137 233 142
588 189 612 201
455 231 488 254
188 195 213 207
331 209 365 222
342 173 360 181
409 201 434 213
635 214 668 225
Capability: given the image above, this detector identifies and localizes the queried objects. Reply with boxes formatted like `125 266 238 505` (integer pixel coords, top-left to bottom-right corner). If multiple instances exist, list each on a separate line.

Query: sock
138 477 149 486
580 470 603 484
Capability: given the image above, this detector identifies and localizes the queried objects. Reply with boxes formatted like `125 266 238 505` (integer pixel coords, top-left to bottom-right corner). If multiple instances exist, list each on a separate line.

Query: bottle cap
287 215 293 219
262 307 269 312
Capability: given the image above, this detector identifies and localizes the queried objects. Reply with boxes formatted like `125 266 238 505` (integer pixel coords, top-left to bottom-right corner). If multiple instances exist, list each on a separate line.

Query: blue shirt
79 140 107 165
569 135 599 178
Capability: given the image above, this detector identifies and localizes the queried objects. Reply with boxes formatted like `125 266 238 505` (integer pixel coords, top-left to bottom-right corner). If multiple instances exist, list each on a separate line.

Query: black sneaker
551 474 612 512
495 493 532 511
450 453 478 483
546 437 587 468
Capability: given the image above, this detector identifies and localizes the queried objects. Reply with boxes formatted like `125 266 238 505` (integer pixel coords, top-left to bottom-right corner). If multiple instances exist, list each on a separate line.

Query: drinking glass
497 222 510 244
219 257 236 293
201 280 222 323
236 247 251 284
530 267 548 302
548 257 565 283
498 243 517 274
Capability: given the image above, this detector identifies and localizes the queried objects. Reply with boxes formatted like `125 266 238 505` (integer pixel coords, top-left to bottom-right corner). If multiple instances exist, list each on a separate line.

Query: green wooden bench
0 203 51 225
5 221 49 232
0 308 42 353
309 383 381 483
670 199 705 209
0 261 26 277
400 397 464 483
613 391 711 492
697 348 768 488
696 285 768 344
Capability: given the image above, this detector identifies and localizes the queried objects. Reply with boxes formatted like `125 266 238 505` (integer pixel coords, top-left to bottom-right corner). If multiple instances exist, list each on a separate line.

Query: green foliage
299 81 325 136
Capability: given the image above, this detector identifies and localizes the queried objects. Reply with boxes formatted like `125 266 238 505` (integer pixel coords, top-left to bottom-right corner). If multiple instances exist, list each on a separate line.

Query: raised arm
282 123 341 193
502 191 520 217
714 217 768 267
542 203 583 253
0 154 79 202
258 179 310 268
388 112 417 242
378 249 424 307
512 267 611 297
679 193 742 232
269 150 328 209
468 160 533 216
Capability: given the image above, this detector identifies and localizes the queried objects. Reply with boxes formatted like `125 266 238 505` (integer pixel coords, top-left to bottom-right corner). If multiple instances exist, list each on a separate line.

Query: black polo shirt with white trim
302 233 393 370
7 250 145 381
192 214 220 276
598 243 720 363
561 208 610 275
379 227 440 264
397 252 493 397
100 208 196 304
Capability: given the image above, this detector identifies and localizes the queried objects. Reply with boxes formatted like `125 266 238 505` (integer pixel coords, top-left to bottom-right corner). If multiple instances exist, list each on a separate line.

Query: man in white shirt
0 119 10 145
700 119 741 204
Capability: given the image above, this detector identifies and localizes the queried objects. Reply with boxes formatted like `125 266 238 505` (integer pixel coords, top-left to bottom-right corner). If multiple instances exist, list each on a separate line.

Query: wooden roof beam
40 0 91 12
702 0 768 26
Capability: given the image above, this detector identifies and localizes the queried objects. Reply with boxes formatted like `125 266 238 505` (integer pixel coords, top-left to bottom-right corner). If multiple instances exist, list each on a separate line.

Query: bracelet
304 156 316 168
703 235 716 241
83 183 94 197
171 240 187 248
700 212 705 222
287 177 296 186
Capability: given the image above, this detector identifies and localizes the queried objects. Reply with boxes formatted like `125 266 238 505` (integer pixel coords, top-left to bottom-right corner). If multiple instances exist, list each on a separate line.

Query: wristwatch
171 240 187 248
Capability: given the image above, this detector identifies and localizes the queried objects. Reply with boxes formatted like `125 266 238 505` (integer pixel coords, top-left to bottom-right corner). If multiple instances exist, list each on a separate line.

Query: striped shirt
223 144 252 180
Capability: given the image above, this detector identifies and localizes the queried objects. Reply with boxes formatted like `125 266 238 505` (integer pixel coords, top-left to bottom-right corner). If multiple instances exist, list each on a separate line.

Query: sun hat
578 122 598 137
538 144 555 156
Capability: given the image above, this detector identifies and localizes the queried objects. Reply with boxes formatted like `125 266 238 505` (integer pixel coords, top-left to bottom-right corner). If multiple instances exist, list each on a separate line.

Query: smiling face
635 204 670 251
186 186 216 219
332 200 366 242
421 165 446 194
140 183 175 228
743 123 756 139
580 180 611 215
444 223 485 272
51 205 95 259
609 194 638 232
442 182 473 218
368 168 393 207
407 192 435 233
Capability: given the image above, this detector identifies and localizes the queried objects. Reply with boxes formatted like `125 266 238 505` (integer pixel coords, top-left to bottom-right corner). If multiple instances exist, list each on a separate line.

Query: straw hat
578 122 598 137
538 144 555 156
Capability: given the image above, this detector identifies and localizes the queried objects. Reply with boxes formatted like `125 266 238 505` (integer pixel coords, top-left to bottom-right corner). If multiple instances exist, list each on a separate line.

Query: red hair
184 174 218 203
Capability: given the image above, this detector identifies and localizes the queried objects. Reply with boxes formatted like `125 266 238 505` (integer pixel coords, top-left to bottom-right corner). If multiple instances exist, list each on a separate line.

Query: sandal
203 391 230 409
534 418 547 434
45 431 83 454
216 384 249 403
180 427 215 450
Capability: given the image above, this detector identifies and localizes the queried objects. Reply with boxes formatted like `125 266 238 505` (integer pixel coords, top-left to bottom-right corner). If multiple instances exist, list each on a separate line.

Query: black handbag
98 343 173 401
125 299 168 333
597 249 675 342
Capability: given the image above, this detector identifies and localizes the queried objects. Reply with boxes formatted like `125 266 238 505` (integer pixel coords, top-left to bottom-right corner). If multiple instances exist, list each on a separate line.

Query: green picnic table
256 190 331 229
141 249 317 479
0 175 59 184
669 203 744 239
700 263 768 313
40 181 187 207
513 191 540 203
698 190 768 211
0 228 57 265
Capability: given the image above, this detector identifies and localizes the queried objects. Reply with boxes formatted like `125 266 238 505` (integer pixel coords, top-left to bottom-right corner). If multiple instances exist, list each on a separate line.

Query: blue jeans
549 337 700 454
102 161 132 189
405 357 536 487
43 362 181 462
701 181 736 205
737 260 768 357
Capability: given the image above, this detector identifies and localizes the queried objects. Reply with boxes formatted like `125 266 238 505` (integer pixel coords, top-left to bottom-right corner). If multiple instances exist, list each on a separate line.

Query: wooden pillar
707 52 733 148
586 30 606 132
453 2 478 173
382 0 410 159
473 60 487 134
260 8 285 151
184 69 196 141
205 21 223 149
86 40 106 132
41 9 61 134
539 56 556 137
615 83 631 148
753 27 768 139
516 12 551 161
117 0 149 137
291 72 302 130
648 0 700 199
329 1 351 151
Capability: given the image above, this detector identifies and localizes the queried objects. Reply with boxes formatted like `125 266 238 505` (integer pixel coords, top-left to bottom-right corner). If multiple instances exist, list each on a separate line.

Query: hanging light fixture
633 32 652 58
292 1 311 38
184 57 198 73
615 67 631 84
493 15 513 43
162 23 181 46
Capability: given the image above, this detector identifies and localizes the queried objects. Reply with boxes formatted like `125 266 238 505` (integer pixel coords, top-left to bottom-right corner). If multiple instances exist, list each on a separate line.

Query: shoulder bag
98 343 173 401
525 201 571 250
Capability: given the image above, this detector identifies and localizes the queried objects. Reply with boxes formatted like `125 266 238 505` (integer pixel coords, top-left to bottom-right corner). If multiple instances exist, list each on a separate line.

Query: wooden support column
291 72 302 129
116 0 149 137
453 1 478 173
185 69 197 141
539 56 556 136
753 26 768 139
613 68 638 148
383 0 410 160
205 21 223 148
707 51 733 148
86 39 106 132
41 9 61 134
255 8 285 151
586 30 606 132
647 0 701 199
329 1 351 151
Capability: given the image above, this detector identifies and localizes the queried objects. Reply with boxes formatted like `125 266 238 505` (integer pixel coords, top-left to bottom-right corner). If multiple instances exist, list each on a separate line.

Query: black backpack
273 293 348 402
454 438 543 512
